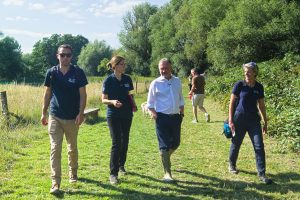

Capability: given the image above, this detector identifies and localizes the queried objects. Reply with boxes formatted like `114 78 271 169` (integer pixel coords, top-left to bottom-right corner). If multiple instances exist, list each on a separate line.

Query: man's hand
41 114 48 126
75 113 85 126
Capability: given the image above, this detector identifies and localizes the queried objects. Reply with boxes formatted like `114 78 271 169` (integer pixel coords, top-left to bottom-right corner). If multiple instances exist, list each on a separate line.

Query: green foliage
0 37 23 80
119 3 158 76
97 58 110 76
77 40 113 76
206 54 300 152
207 0 300 72
30 34 89 77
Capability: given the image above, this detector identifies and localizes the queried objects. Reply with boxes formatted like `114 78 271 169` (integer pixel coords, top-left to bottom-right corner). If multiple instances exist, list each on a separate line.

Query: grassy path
0 94 299 199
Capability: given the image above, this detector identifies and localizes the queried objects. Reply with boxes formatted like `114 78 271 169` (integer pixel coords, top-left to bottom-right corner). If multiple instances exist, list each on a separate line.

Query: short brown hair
57 44 72 53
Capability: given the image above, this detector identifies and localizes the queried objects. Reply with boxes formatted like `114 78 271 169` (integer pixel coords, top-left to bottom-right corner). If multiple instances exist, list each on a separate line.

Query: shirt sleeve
77 68 88 88
258 83 265 99
232 81 242 96
178 79 185 107
146 80 156 109
44 69 51 87
102 77 110 95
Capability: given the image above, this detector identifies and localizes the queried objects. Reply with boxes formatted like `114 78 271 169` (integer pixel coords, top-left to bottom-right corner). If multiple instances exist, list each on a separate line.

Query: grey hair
243 62 258 77
158 58 172 66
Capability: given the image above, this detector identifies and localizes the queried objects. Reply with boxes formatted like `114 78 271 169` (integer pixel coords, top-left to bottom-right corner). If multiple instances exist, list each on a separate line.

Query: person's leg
229 112 246 172
247 118 266 176
170 114 182 151
156 113 173 180
64 119 79 181
107 118 122 178
191 95 198 122
197 94 210 122
48 116 64 187
119 117 133 172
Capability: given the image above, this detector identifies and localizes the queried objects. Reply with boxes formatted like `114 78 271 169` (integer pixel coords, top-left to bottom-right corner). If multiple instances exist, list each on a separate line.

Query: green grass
0 93 299 199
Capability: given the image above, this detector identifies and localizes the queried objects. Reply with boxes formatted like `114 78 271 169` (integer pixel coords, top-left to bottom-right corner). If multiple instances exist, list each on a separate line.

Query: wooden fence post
0 91 9 126
135 81 138 94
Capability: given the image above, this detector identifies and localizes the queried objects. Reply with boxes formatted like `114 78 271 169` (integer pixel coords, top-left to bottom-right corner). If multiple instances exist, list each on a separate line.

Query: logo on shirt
124 83 130 88
68 78 76 83
253 90 259 95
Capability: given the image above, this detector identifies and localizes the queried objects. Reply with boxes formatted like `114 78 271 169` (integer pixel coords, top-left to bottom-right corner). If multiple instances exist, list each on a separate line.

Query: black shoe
119 166 127 175
259 175 272 184
228 164 239 174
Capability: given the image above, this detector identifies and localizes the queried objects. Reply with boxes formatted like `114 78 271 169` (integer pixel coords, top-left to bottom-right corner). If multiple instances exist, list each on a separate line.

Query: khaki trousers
48 115 79 185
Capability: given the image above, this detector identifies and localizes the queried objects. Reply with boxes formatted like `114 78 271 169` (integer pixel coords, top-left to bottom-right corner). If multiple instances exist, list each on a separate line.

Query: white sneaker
192 119 198 123
205 113 210 122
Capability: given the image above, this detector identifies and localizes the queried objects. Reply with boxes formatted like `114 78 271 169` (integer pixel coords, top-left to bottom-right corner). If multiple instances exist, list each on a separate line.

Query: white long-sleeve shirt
147 75 184 114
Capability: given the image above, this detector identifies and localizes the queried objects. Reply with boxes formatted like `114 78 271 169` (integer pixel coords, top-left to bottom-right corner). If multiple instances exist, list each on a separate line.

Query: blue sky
0 0 169 53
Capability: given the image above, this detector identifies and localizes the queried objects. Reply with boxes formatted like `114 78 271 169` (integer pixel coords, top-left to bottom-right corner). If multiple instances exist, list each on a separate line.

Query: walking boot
160 149 173 182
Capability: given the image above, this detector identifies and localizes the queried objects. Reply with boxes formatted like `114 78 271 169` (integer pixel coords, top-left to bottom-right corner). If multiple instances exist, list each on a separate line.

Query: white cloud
28 3 45 11
3 28 51 38
89 0 143 17
2 0 24 6
5 16 28 21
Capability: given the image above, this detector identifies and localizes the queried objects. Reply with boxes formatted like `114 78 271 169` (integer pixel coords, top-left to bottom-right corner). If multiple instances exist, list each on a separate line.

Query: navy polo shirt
102 73 134 118
44 65 88 119
232 80 264 114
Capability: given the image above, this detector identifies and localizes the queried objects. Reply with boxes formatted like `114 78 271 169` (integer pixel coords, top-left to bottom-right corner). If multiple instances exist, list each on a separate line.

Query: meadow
0 81 299 199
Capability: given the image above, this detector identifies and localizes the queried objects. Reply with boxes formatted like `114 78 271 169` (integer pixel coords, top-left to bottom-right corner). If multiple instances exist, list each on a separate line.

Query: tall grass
0 80 150 173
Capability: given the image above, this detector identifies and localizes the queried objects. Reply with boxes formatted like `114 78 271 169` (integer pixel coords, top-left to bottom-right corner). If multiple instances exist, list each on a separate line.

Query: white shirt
147 75 184 114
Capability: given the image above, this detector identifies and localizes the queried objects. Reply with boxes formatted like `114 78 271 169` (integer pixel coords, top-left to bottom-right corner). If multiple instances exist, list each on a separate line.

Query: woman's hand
229 120 235 136
112 100 123 108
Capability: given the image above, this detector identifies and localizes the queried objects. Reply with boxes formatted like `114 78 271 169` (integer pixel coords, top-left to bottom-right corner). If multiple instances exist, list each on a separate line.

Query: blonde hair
107 56 125 70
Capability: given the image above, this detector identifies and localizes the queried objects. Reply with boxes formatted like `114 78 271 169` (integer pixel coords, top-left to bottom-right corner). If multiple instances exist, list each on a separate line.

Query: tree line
1 0 300 81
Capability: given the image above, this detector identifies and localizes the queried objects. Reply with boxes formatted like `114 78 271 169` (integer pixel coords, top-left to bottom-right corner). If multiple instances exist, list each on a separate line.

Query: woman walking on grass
101 56 137 185
228 62 272 184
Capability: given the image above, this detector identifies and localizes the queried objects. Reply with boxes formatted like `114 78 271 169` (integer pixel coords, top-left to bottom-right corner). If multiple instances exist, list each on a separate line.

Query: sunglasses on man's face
59 53 72 58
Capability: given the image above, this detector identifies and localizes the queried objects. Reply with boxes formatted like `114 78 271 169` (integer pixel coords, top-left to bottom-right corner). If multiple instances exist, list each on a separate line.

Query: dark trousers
229 111 266 176
156 113 183 151
107 117 132 176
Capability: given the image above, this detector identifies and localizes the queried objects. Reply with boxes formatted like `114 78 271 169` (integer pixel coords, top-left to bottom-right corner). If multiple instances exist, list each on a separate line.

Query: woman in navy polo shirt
101 55 136 185
228 62 272 184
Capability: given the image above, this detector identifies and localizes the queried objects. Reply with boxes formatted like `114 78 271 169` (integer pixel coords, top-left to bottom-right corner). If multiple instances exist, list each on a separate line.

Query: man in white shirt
147 58 185 181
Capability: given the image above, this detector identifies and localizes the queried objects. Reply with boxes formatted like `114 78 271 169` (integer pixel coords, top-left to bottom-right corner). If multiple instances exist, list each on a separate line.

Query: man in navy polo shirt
41 44 88 194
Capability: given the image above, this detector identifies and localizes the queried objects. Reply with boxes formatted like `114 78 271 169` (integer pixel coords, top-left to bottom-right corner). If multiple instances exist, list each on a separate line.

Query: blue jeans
156 113 183 151
107 117 132 176
229 111 266 176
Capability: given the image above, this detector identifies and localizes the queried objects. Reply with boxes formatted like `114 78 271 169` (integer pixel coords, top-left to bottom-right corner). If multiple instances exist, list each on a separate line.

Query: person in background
147 58 184 181
188 68 210 123
101 55 136 185
228 62 272 184
41 44 88 194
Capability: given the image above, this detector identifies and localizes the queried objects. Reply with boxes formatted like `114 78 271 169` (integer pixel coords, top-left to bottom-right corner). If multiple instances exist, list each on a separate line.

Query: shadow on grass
84 116 106 125
68 177 195 200
60 170 300 199
176 169 300 199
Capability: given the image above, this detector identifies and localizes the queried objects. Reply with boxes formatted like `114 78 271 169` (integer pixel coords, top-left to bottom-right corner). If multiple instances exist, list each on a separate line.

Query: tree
77 40 113 76
148 0 185 76
119 3 158 76
0 37 23 80
30 34 89 77
207 0 300 73
97 58 110 76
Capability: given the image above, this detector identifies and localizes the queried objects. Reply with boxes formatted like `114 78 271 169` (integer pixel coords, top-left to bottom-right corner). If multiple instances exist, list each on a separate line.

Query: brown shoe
50 184 60 194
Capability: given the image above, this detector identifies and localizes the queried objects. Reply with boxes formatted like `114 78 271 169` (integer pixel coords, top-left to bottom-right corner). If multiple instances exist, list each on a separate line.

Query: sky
0 0 170 53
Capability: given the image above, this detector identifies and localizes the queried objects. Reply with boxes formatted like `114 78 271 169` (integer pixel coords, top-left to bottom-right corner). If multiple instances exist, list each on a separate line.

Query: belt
157 112 184 117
